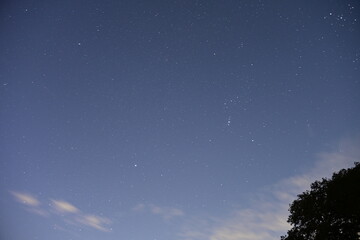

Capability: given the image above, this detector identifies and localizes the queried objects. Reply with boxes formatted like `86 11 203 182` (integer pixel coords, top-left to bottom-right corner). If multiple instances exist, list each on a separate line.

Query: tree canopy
281 162 360 240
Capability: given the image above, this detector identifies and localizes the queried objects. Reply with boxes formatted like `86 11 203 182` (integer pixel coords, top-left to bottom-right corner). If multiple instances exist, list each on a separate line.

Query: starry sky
0 1 360 240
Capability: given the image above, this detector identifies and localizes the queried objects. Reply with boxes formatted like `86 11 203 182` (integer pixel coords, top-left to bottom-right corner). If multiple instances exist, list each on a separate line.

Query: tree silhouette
281 162 360 240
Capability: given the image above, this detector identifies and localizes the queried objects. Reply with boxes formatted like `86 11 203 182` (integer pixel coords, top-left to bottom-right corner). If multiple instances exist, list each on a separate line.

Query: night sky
1 1 359 240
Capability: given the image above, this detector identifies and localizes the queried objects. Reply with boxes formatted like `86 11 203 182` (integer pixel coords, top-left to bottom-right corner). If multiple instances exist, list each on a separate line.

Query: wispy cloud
11 191 50 217
76 214 112 232
133 203 146 212
150 205 185 220
204 206 289 240
51 199 79 214
180 138 359 240
133 203 185 220
10 192 112 233
11 191 40 207
27 207 50 217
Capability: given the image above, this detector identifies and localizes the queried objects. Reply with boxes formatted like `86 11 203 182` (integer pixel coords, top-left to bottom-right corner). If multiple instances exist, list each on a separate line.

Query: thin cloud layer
180 139 359 240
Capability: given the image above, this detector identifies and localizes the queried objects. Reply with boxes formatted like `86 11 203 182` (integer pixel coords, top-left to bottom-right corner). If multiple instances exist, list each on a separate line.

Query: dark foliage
281 162 360 240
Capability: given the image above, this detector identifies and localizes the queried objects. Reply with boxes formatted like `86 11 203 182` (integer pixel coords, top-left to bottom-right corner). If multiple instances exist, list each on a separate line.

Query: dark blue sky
1 1 359 240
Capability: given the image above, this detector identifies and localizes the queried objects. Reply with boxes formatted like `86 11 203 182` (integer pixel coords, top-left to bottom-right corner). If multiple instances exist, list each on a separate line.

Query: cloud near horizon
9 138 359 239
10 192 111 232
179 138 359 240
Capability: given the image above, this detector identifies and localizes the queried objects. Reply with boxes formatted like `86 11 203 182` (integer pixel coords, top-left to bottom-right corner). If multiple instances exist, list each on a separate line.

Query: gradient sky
1 1 359 240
